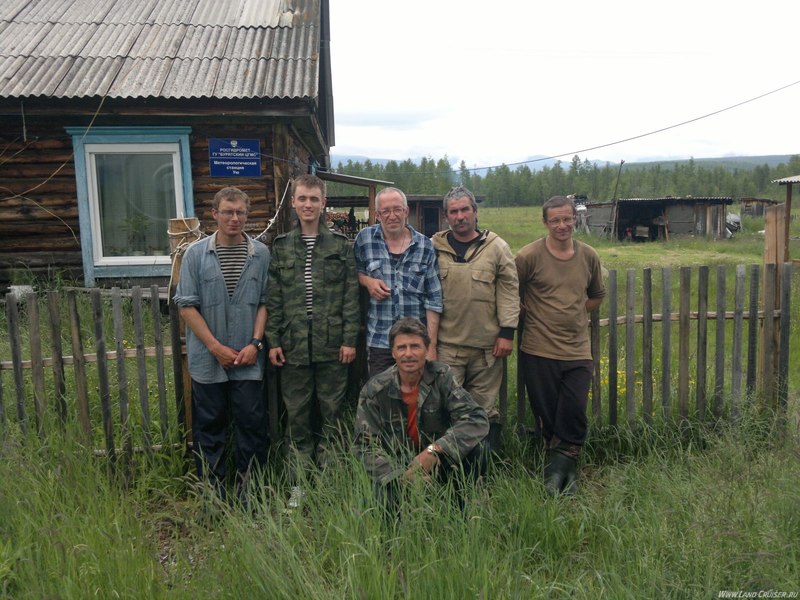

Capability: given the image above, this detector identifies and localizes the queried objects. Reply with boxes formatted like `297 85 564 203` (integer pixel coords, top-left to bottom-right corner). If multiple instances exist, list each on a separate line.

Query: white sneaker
287 486 305 510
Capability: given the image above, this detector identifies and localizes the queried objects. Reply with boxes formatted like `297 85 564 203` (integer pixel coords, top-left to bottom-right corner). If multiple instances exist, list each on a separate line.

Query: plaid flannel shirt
354 223 443 349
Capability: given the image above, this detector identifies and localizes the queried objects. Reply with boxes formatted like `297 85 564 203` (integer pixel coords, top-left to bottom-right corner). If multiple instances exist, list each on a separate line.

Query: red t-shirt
402 387 420 449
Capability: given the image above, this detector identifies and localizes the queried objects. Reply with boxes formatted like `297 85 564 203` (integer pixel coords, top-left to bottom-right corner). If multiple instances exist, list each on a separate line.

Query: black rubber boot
487 422 503 454
543 449 577 496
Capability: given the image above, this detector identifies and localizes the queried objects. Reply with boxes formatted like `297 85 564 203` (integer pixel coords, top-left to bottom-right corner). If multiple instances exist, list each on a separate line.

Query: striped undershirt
216 238 248 297
302 234 316 317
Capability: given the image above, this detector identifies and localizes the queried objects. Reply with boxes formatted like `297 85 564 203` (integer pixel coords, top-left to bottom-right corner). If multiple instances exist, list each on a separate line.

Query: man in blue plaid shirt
355 187 443 377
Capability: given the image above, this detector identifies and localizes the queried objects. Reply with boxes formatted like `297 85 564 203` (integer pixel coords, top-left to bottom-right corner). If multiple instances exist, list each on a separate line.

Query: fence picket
642 268 653 424
778 262 792 415
714 266 726 420
91 289 115 466
746 265 760 397
661 268 672 420
6 295 27 435
730 265 745 420
625 269 636 426
66 290 92 443
47 291 67 428
27 293 46 435
696 266 708 420
761 264 777 403
678 267 691 420
591 308 601 425
607 270 618 426
131 287 152 455
150 285 169 442
112 288 132 476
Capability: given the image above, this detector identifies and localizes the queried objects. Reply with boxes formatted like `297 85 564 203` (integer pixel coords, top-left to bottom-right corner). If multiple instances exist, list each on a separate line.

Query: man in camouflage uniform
266 175 359 501
353 317 489 508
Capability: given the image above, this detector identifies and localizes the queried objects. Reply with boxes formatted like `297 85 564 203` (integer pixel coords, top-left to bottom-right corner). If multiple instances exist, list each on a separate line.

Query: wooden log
678 267 691 421
47 291 68 428
67 290 92 443
695 266 708 420
661 268 672 420
642 268 653 424
6 295 27 435
131 287 152 455
151 284 169 442
26 293 46 436
625 269 636 426
91 289 116 467
607 270 618 426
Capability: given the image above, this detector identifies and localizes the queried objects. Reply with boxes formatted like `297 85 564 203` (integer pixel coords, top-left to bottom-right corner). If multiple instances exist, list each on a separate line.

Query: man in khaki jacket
432 186 519 452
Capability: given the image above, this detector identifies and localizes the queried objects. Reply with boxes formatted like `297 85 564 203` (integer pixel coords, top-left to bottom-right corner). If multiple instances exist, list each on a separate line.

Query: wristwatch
250 337 264 351
425 444 439 457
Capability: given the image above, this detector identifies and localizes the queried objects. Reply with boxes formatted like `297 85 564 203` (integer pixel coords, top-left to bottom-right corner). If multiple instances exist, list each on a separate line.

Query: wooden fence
0 263 795 463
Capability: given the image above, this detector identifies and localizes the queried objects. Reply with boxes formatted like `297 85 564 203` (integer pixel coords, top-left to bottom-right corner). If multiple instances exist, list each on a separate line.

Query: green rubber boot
544 449 578 496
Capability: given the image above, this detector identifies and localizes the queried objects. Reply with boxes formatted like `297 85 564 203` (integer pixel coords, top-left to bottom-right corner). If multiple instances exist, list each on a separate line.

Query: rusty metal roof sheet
0 0 321 100
772 175 800 185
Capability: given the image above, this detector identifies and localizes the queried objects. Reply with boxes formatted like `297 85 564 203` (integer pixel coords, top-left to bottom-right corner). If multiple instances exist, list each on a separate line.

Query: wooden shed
324 192 487 238
0 0 333 287
583 196 733 241
740 197 779 217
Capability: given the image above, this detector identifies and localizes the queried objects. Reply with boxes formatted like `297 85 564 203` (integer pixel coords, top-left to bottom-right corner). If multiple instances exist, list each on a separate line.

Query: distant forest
326 155 800 207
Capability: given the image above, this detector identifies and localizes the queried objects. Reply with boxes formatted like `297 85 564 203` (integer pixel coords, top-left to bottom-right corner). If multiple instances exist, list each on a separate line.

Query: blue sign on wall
208 138 261 177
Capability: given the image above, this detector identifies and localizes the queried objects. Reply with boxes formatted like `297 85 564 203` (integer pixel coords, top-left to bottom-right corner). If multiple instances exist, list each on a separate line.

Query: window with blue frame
67 127 194 285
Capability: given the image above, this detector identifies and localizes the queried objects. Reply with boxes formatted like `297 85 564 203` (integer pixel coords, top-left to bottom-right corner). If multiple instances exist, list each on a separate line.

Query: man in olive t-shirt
515 195 606 496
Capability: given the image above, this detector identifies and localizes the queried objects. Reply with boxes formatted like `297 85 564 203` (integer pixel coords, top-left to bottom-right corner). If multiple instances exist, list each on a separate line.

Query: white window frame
67 127 194 286
85 142 184 267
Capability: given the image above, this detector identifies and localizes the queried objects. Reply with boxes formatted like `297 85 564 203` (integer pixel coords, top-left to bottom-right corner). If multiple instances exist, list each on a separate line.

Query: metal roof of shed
772 175 800 185
0 0 321 100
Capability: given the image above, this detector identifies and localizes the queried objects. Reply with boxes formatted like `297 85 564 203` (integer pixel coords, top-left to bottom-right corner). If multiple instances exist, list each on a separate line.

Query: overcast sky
329 1 800 170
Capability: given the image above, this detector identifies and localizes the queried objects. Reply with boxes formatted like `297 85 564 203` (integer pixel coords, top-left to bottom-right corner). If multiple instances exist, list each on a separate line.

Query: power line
331 78 800 177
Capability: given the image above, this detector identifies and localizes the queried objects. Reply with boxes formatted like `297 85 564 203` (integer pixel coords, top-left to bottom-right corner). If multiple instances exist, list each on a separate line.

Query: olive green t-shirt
515 237 606 360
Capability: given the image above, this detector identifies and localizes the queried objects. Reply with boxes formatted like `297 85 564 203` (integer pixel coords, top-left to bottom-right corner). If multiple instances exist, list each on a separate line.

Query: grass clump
1 411 797 598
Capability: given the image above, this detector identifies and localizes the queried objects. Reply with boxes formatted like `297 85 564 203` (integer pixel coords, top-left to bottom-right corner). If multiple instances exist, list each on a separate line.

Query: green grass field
1 205 798 598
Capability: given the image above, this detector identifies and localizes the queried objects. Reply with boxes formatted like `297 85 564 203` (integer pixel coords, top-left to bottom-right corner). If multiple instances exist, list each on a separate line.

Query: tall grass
1 204 798 597
1 413 797 598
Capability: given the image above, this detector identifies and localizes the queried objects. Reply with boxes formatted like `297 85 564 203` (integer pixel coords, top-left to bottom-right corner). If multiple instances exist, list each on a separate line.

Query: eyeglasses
546 216 575 226
377 207 406 217
216 209 248 218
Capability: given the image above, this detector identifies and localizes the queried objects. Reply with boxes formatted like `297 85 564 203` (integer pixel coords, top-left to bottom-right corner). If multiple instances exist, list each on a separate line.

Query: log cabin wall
0 108 314 288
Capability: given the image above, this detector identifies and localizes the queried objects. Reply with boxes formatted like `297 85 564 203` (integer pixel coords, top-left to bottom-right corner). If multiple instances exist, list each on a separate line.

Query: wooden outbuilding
0 0 333 287
740 197 779 217
582 196 734 241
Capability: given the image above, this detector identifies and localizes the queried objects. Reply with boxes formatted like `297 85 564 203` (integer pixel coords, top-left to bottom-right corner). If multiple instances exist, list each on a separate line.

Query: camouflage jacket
353 361 489 486
265 226 359 364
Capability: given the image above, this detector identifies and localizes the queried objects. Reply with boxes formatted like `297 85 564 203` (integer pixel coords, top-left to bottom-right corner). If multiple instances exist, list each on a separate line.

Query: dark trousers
520 352 592 446
191 379 268 485
367 347 395 378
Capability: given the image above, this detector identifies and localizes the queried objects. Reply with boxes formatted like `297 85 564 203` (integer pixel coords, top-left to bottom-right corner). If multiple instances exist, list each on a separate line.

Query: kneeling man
353 317 489 507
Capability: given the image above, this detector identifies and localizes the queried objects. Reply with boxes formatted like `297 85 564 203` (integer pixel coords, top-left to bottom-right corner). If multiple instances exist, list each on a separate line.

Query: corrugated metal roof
772 175 800 185
587 196 734 206
0 0 320 100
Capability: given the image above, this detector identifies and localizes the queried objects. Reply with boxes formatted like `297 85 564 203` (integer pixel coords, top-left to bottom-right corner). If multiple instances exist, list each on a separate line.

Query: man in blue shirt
173 187 270 502
354 187 443 377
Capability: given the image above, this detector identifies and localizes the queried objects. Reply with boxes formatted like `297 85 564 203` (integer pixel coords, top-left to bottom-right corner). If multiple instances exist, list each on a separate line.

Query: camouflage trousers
279 360 349 470
437 342 502 423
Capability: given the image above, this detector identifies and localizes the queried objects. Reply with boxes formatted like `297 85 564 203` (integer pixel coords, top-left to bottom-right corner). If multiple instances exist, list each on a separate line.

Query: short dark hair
213 187 250 210
389 317 430 349
292 174 326 197
443 185 477 212
542 195 576 221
